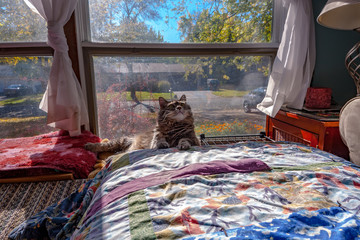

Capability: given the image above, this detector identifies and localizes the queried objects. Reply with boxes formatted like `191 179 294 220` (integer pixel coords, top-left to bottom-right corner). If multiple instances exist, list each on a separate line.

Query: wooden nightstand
266 107 349 160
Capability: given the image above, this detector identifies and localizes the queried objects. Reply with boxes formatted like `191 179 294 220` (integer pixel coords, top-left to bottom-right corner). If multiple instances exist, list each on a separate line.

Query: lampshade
317 0 360 30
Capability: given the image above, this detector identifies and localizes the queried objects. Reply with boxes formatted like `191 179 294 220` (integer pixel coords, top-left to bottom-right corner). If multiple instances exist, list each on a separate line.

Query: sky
146 12 182 43
88 0 230 44
145 0 204 43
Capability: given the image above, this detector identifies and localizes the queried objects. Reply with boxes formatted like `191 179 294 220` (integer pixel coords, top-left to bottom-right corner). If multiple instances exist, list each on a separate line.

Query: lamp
317 0 360 165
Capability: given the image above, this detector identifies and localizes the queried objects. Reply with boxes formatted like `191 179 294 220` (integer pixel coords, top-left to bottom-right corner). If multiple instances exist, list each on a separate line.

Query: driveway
173 90 243 110
174 90 265 125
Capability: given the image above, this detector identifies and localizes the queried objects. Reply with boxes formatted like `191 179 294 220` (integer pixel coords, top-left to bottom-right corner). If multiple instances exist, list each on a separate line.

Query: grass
0 94 54 138
100 90 248 100
212 89 249 98
195 119 264 136
0 94 43 106
125 91 173 101
0 116 55 138
98 91 173 101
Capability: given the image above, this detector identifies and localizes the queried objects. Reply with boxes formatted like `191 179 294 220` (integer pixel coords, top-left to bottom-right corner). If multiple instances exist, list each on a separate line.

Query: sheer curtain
24 0 89 136
257 0 316 117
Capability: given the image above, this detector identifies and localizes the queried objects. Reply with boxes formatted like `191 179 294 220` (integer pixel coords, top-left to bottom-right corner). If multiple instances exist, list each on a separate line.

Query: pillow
339 97 360 165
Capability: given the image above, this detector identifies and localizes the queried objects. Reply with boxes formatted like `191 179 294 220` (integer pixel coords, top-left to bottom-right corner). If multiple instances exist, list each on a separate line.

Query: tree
0 0 47 42
89 0 166 43
174 0 273 86
0 0 50 88
176 0 272 43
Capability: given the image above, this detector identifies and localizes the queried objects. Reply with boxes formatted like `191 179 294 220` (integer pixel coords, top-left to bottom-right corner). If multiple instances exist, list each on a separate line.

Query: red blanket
0 130 101 179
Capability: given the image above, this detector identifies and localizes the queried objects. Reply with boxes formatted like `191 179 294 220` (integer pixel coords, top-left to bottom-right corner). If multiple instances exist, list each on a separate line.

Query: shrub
157 80 171 93
97 88 156 140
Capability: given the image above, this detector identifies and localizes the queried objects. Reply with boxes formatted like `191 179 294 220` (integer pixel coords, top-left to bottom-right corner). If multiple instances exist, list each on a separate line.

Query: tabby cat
85 95 200 154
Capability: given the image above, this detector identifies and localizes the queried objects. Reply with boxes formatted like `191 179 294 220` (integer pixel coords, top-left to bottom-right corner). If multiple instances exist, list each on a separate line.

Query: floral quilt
9 141 360 239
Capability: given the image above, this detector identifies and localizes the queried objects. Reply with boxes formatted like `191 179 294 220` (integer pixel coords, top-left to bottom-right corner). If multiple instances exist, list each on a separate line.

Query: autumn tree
89 0 165 43
0 0 50 88
174 0 273 88
89 0 171 112
0 0 47 42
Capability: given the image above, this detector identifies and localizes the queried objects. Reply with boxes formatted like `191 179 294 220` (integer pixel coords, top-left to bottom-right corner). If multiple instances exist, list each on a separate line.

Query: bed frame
0 173 74 184
200 132 274 145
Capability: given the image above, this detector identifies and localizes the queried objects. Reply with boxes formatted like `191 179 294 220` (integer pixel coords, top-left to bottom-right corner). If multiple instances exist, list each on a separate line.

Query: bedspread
9 141 360 239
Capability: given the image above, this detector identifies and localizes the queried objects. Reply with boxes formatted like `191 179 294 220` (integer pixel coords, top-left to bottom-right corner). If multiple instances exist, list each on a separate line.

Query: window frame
81 42 279 135
76 0 281 135
0 0 281 138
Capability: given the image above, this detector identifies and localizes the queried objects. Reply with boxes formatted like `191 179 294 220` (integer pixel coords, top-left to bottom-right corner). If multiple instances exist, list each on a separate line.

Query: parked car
4 84 32 97
207 79 220 91
243 87 266 113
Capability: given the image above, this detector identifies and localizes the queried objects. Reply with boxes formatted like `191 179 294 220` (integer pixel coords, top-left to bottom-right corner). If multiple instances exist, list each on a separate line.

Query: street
173 90 266 125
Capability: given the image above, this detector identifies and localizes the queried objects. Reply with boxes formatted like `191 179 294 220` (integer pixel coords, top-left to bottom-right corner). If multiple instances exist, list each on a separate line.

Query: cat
85 95 200 154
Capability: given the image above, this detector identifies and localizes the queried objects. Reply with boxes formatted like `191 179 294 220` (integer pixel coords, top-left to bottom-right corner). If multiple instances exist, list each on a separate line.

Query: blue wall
312 0 360 105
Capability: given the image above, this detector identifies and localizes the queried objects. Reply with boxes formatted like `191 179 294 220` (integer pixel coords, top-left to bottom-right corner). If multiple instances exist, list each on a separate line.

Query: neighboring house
95 62 268 92
0 65 45 95
0 65 17 93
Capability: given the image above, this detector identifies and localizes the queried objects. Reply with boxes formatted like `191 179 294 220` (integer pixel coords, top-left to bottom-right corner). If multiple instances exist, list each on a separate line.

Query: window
82 0 278 140
0 57 55 138
0 1 54 138
0 0 47 42
93 56 271 139
88 0 273 44
0 0 279 139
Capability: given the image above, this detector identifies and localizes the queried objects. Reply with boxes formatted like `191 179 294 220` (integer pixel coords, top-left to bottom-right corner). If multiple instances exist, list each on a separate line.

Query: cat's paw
177 139 191 150
157 141 170 149
84 142 97 152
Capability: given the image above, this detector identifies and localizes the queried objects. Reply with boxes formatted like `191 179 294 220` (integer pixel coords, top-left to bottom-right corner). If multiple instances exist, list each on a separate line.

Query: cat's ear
159 97 169 109
179 95 186 102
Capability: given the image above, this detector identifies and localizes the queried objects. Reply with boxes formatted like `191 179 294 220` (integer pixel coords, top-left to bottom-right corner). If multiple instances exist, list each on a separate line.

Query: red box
305 87 332 109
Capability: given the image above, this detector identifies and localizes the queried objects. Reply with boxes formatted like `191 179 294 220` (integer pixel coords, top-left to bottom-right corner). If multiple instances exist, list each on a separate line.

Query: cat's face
158 95 192 122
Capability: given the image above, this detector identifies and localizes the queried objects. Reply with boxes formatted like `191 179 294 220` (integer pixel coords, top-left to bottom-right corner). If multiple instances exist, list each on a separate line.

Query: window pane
0 0 47 42
89 0 273 43
93 56 269 140
0 57 55 138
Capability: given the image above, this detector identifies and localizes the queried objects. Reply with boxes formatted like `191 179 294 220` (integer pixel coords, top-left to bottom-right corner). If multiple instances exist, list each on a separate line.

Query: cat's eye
168 104 175 110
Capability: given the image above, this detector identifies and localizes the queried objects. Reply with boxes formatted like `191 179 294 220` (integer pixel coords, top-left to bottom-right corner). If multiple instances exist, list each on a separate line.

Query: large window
0 1 54 138
89 0 273 44
0 57 55 138
93 56 270 140
0 0 279 139
84 0 276 140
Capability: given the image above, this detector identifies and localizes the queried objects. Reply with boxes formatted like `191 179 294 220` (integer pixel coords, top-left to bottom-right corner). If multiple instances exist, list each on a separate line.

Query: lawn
195 119 264 136
0 94 43 106
125 91 173 101
0 94 54 138
98 91 173 101
0 116 54 138
212 89 249 98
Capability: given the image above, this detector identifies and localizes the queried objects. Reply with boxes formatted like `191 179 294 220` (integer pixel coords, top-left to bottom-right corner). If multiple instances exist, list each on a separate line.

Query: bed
8 140 360 239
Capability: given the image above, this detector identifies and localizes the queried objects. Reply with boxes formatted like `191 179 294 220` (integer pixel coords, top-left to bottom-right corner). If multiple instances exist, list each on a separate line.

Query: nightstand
266 107 349 160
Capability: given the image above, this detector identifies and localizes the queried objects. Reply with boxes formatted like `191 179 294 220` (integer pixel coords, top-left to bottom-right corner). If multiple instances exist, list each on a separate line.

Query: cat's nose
176 106 182 110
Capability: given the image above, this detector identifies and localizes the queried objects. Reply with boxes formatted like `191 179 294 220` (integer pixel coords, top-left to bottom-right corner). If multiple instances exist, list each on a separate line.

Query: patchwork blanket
8 142 360 239
0 130 101 179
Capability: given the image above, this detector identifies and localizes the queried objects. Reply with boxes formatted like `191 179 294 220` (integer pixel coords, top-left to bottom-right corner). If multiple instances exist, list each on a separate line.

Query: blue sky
146 0 204 43
146 14 182 43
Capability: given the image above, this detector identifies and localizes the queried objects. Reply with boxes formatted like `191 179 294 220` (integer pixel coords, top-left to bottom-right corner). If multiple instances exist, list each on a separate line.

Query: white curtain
257 0 316 117
24 0 89 136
